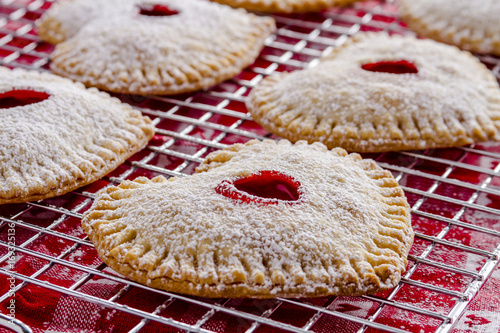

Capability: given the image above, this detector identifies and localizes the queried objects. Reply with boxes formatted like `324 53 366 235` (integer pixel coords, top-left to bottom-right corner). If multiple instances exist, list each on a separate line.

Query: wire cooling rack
1 0 500 332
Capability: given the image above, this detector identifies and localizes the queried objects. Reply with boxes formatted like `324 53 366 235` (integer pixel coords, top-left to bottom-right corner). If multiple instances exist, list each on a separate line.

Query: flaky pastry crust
83 139 413 298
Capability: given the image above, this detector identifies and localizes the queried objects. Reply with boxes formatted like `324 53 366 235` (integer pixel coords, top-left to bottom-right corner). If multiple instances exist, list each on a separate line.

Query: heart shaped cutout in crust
0 67 155 204
37 0 275 95
361 60 418 74
82 139 413 298
138 4 179 16
216 170 302 204
0 89 51 109
246 33 500 153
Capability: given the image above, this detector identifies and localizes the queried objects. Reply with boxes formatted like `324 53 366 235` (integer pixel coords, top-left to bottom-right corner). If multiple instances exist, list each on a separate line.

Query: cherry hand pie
246 33 500 152
37 0 275 95
82 139 413 298
0 67 154 204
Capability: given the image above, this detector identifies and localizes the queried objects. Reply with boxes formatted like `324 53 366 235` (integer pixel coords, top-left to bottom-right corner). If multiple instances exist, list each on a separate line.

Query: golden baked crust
399 0 500 56
246 33 500 152
0 67 155 205
82 139 413 298
37 0 276 95
210 0 365 13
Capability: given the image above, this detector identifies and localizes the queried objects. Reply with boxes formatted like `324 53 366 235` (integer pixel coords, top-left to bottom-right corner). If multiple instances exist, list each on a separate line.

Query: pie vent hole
138 4 179 16
361 60 418 74
216 171 301 204
0 89 51 109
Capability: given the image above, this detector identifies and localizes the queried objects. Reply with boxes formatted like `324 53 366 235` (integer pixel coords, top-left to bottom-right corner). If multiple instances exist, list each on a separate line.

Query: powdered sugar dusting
0 67 155 204
83 140 413 298
247 33 500 153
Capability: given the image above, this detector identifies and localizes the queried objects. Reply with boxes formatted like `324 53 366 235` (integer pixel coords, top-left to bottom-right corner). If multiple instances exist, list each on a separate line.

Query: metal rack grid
1 0 500 332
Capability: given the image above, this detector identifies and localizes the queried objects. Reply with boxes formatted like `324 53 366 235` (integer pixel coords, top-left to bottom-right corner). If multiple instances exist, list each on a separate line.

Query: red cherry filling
138 4 179 16
361 60 418 74
0 89 50 109
216 171 301 205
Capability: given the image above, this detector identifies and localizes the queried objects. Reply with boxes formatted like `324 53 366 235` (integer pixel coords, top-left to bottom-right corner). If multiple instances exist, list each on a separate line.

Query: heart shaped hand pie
37 0 275 95
0 67 154 205
247 33 500 152
83 140 413 298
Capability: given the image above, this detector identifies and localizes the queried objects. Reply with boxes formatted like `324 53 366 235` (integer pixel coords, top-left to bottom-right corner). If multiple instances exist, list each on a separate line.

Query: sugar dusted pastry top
399 0 500 56
210 0 365 13
37 0 136 45
247 33 500 152
82 139 413 298
38 0 276 95
0 67 154 204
